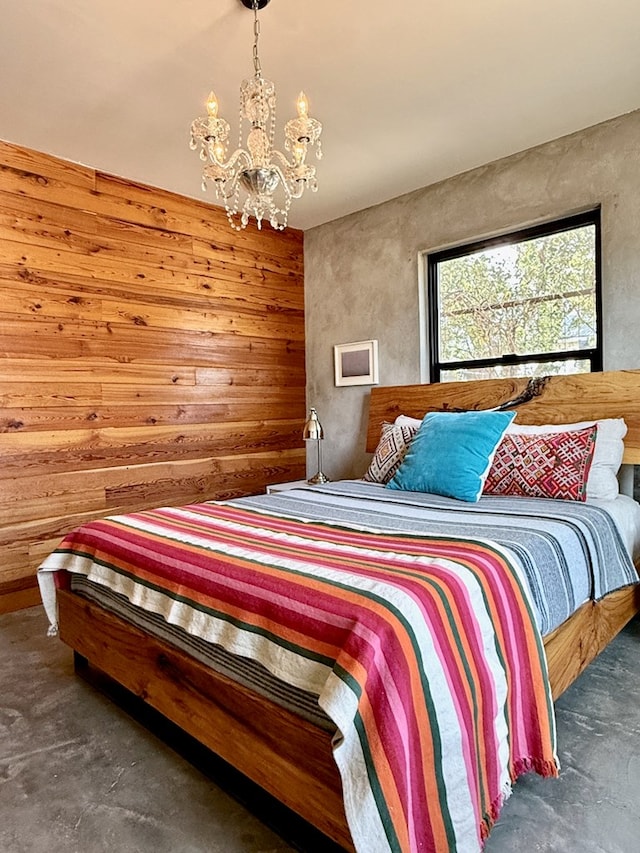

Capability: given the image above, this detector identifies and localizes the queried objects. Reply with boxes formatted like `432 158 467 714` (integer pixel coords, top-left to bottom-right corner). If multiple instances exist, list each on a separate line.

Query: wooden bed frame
56 369 640 852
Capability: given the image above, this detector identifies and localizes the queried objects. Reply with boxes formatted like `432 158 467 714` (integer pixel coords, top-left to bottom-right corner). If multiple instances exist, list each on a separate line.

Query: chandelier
189 0 322 232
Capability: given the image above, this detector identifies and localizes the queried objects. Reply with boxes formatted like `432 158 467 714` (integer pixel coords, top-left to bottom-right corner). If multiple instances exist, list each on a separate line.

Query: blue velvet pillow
386 410 516 502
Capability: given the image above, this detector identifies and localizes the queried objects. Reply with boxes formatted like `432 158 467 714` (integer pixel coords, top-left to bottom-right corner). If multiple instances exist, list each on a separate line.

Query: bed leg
73 650 89 672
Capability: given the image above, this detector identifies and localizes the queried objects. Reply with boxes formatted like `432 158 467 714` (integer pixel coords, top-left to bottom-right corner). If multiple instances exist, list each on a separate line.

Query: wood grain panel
0 153 301 263
0 317 304 367
0 382 102 408
93 171 304 263
0 576 41 614
0 227 301 295
0 206 303 285
0 447 305 526
0 396 305 432
0 266 303 320
0 358 196 385
0 139 306 610
0 141 96 189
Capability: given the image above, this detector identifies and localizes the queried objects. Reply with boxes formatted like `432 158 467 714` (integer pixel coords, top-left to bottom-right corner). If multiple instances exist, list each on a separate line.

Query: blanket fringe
512 755 559 779
480 779 512 843
480 754 559 845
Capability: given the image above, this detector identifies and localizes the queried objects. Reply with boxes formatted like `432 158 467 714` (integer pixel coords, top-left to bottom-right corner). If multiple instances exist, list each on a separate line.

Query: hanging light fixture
189 0 323 232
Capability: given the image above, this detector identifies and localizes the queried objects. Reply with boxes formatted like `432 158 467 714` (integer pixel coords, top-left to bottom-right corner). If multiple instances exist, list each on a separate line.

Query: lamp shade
303 407 324 441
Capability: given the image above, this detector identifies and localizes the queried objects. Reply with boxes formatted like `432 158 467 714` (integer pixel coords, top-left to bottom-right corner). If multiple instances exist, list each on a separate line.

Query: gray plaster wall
304 108 640 481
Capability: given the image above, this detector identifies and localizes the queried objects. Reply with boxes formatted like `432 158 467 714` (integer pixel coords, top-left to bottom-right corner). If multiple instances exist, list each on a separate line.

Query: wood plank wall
0 139 306 612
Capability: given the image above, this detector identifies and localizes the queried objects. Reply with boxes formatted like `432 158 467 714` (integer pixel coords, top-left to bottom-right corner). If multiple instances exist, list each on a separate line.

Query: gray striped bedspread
235 480 639 636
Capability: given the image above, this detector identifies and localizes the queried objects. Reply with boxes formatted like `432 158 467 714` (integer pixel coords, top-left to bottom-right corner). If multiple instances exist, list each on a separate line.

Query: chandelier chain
252 0 261 77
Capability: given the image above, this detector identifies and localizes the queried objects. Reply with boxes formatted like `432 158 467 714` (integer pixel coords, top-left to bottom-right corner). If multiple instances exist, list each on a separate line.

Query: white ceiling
1 0 639 231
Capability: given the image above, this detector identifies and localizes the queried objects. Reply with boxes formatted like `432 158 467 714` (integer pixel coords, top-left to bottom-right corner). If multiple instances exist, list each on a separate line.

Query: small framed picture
334 340 379 387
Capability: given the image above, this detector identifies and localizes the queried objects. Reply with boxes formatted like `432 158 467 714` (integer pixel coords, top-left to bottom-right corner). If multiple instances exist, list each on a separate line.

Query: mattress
590 493 640 561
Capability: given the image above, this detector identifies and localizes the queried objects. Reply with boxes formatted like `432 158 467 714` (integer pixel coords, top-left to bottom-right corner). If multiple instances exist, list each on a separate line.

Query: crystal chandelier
189 0 322 232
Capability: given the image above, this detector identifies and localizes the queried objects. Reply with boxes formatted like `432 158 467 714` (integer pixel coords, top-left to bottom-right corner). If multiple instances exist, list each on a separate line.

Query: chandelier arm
288 181 307 200
270 148 295 171
264 163 293 202
215 182 241 202
220 147 252 172
271 150 315 199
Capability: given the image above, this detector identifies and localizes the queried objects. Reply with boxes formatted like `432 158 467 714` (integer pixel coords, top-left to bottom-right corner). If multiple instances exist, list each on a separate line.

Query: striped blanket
247 481 639 635
38 497 559 853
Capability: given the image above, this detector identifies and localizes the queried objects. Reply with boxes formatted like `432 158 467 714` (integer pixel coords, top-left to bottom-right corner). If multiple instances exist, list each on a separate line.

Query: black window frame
427 209 603 382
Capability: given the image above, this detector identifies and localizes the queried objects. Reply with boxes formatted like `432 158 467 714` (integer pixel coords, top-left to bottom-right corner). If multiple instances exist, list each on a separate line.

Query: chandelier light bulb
206 91 219 117
296 91 309 118
189 0 322 232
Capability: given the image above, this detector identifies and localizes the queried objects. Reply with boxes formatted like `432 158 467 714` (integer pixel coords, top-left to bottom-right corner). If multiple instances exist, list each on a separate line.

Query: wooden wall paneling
93 171 304 262
0 322 304 367
0 204 302 299
0 139 306 610
0 141 96 189
0 234 303 309
0 401 304 433
0 357 196 385
0 152 299 262
0 265 303 326
0 577 41 614
0 241 303 320
0 419 304 471
1 542 33 581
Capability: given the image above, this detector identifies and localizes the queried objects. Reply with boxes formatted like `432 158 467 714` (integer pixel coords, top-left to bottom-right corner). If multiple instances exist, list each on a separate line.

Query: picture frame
334 340 379 387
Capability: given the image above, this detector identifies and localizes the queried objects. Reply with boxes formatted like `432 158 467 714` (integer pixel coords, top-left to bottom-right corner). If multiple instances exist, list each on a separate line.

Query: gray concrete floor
1 606 639 853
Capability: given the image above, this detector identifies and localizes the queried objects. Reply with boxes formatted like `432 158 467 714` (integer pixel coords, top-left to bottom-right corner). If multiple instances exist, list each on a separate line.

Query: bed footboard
57 589 354 852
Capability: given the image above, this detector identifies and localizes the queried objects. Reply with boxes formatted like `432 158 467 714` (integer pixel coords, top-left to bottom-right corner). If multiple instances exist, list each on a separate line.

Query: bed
37 369 640 853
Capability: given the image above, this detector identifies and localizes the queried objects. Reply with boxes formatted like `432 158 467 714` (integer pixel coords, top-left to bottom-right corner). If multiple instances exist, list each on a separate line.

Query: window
426 210 602 382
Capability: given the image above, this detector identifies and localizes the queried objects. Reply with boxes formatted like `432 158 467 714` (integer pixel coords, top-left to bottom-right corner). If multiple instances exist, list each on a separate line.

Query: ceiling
1 0 639 231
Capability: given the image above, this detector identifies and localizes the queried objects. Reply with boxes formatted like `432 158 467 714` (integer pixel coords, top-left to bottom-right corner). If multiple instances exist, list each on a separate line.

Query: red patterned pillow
363 421 419 484
483 425 598 501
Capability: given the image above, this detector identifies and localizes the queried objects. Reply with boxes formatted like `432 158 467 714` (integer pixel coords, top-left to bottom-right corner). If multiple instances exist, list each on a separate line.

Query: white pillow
505 419 627 501
395 414 423 429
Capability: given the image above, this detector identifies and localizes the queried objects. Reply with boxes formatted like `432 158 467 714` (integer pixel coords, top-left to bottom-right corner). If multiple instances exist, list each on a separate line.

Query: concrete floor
1 606 639 853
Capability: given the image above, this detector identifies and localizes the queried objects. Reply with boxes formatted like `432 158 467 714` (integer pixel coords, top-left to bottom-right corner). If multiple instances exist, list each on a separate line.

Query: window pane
440 358 592 383
436 225 597 365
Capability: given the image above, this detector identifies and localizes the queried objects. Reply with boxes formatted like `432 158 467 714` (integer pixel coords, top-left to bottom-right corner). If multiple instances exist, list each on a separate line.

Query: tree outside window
427 210 601 382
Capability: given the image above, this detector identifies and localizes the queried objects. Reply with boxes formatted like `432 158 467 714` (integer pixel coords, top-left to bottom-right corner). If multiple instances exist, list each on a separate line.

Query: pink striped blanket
38 499 558 852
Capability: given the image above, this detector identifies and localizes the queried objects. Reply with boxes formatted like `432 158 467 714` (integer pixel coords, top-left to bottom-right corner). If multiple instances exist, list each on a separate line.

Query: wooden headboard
367 369 640 465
